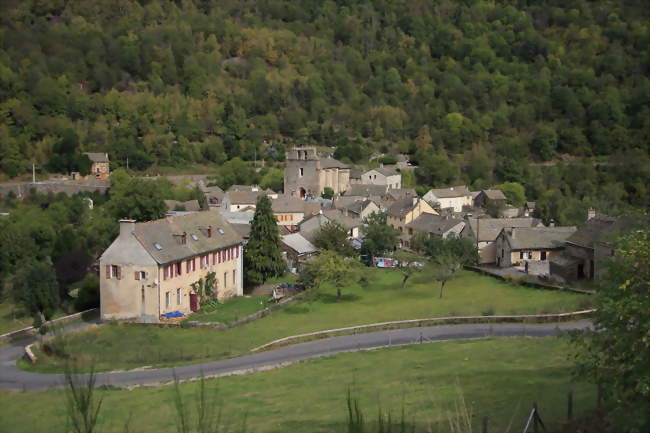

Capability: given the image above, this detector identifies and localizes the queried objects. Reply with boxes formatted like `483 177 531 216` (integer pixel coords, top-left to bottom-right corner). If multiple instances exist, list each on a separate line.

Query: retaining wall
0 308 99 344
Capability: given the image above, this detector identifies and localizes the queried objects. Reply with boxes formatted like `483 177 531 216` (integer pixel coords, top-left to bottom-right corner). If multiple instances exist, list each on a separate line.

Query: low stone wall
0 308 99 345
251 309 596 352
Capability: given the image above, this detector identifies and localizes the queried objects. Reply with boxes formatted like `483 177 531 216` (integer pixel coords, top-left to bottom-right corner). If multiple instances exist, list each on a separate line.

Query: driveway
0 320 591 391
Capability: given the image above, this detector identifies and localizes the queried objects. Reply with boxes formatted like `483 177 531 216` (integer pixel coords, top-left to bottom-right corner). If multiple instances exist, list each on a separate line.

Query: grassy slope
193 295 270 324
0 301 33 335
2 338 595 433
27 269 591 372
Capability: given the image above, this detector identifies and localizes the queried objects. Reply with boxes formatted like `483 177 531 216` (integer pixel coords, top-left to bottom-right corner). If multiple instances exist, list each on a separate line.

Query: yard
2 338 596 433
27 269 592 372
191 295 271 324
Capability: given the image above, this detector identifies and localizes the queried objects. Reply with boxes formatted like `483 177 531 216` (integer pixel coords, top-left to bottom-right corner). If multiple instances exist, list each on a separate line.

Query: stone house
271 195 321 230
550 213 638 282
99 213 244 322
387 197 437 248
344 184 388 198
349 168 363 185
164 199 202 212
284 147 350 198
299 211 361 242
281 233 318 273
523 202 536 217
83 152 110 179
332 197 381 220
461 217 544 264
361 167 402 190
200 184 225 209
221 190 268 212
494 226 577 274
423 186 472 213
473 189 507 213
405 214 465 240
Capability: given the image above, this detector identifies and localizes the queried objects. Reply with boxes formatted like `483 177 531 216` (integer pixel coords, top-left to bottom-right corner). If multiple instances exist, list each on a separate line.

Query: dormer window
181 232 187 244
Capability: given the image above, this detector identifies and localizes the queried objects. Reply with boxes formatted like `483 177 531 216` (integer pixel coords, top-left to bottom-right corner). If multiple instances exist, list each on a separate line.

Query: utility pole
32 163 36 184
126 157 129 170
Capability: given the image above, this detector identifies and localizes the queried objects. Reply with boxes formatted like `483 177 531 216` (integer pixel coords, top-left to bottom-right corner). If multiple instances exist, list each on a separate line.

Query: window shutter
117 266 122 280
106 265 111 279
135 271 140 280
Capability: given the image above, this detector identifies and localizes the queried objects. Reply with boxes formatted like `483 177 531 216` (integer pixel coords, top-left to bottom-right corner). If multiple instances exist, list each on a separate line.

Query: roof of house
322 209 361 230
349 168 363 179
131 212 242 265
480 189 507 200
365 166 399 177
406 214 465 235
384 188 417 201
319 157 349 169
502 226 577 250
346 184 388 197
282 233 317 255
227 185 261 192
225 190 265 205
426 185 471 199
164 199 201 212
84 152 109 163
566 215 639 249
271 195 321 215
230 223 251 239
387 198 419 218
466 218 543 242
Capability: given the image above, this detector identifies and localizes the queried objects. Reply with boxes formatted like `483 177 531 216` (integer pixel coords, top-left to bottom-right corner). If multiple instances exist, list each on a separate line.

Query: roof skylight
154 243 163 250
217 228 225 235
191 234 199 241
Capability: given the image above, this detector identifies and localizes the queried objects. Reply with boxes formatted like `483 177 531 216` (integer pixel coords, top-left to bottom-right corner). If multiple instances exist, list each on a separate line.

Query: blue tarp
161 311 184 318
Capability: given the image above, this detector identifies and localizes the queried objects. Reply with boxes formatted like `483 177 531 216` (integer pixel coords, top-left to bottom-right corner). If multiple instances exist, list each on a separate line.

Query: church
283 147 351 199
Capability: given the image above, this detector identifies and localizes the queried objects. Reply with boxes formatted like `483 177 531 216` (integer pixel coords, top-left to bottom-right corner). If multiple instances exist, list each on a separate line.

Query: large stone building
99 212 244 322
494 226 577 272
284 147 350 199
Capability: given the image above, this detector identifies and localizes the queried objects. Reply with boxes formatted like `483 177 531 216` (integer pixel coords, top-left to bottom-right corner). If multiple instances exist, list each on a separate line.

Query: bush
72 273 100 311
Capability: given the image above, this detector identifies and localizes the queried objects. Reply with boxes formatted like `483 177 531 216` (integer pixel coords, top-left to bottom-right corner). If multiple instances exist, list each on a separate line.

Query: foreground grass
2 338 595 433
28 269 591 372
0 301 69 335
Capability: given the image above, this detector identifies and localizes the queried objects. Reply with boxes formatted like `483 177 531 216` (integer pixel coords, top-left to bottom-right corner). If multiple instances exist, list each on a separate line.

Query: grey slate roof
322 209 361 230
466 218 543 242
346 184 388 196
319 157 349 169
406 214 465 235
282 233 317 254
384 188 416 201
428 185 471 199
84 152 109 163
271 195 321 214
227 185 260 192
226 190 265 205
132 212 242 265
502 226 577 250
567 215 639 249
349 168 363 179
366 166 399 177
164 199 201 212
387 198 418 218
481 189 507 200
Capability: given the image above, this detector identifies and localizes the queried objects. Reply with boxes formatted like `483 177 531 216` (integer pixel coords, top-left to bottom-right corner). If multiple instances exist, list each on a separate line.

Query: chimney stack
548 219 555 228
119 219 136 238
587 208 596 221
207 225 212 238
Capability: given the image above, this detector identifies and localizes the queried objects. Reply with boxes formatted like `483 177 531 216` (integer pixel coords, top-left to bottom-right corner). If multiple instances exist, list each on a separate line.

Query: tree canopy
243 195 286 287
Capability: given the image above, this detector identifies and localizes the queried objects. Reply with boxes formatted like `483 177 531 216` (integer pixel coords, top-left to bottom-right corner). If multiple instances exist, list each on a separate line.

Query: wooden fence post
482 416 488 433
533 402 538 433
567 391 573 421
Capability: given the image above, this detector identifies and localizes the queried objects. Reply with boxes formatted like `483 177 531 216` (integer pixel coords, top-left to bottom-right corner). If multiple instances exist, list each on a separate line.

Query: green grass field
0 300 33 335
192 295 271 324
27 269 592 372
2 338 596 433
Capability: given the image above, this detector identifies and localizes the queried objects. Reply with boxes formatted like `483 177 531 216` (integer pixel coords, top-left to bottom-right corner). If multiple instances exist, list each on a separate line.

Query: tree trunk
336 288 341 301
439 281 446 298
401 274 409 289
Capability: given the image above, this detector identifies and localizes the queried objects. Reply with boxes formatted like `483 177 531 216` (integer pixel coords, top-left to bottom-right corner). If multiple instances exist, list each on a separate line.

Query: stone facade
284 147 350 198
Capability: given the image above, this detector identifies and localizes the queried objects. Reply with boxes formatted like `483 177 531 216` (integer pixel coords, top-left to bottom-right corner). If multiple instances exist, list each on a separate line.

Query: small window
541 251 547 260
224 272 228 287
299 168 304 177
165 292 171 309
135 271 146 280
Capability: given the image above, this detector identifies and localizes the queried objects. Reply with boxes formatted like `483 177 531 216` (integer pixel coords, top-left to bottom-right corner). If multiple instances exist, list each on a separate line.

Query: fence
0 308 99 344
251 309 596 352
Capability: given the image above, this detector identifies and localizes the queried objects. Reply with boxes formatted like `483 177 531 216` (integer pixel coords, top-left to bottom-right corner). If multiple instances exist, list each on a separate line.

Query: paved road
0 320 591 391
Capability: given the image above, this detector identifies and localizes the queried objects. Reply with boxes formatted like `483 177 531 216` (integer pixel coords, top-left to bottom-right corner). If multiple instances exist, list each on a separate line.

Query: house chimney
548 219 555 228
587 208 596 220
119 219 136 238
181 231 187 245
207 225 212 238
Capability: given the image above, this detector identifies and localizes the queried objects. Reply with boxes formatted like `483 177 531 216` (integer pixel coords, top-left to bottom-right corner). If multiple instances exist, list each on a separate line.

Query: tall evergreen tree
243 195 286 287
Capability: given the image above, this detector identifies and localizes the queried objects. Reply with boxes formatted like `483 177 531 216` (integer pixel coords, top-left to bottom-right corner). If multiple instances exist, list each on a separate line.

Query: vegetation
313 221 356 257
300 251 363 301
25 269 590 372
572 228 650 432
11 261 60 323
411 233 479 266
243 195 286 287
2 338 596 433
360 213 400 262
192 295 270 325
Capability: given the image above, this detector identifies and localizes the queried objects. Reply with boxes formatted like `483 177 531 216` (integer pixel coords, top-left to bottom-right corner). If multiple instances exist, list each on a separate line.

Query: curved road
0 320 591 391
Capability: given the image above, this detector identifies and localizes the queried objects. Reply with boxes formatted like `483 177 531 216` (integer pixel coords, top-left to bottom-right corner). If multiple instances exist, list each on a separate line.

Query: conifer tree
243 195 286 287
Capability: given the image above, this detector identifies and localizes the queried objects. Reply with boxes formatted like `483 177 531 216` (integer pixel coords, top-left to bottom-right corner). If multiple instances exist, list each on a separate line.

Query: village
84 146 634 323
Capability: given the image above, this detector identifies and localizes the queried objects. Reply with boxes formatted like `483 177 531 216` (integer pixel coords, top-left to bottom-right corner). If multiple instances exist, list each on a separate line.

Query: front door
189 293 198 312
